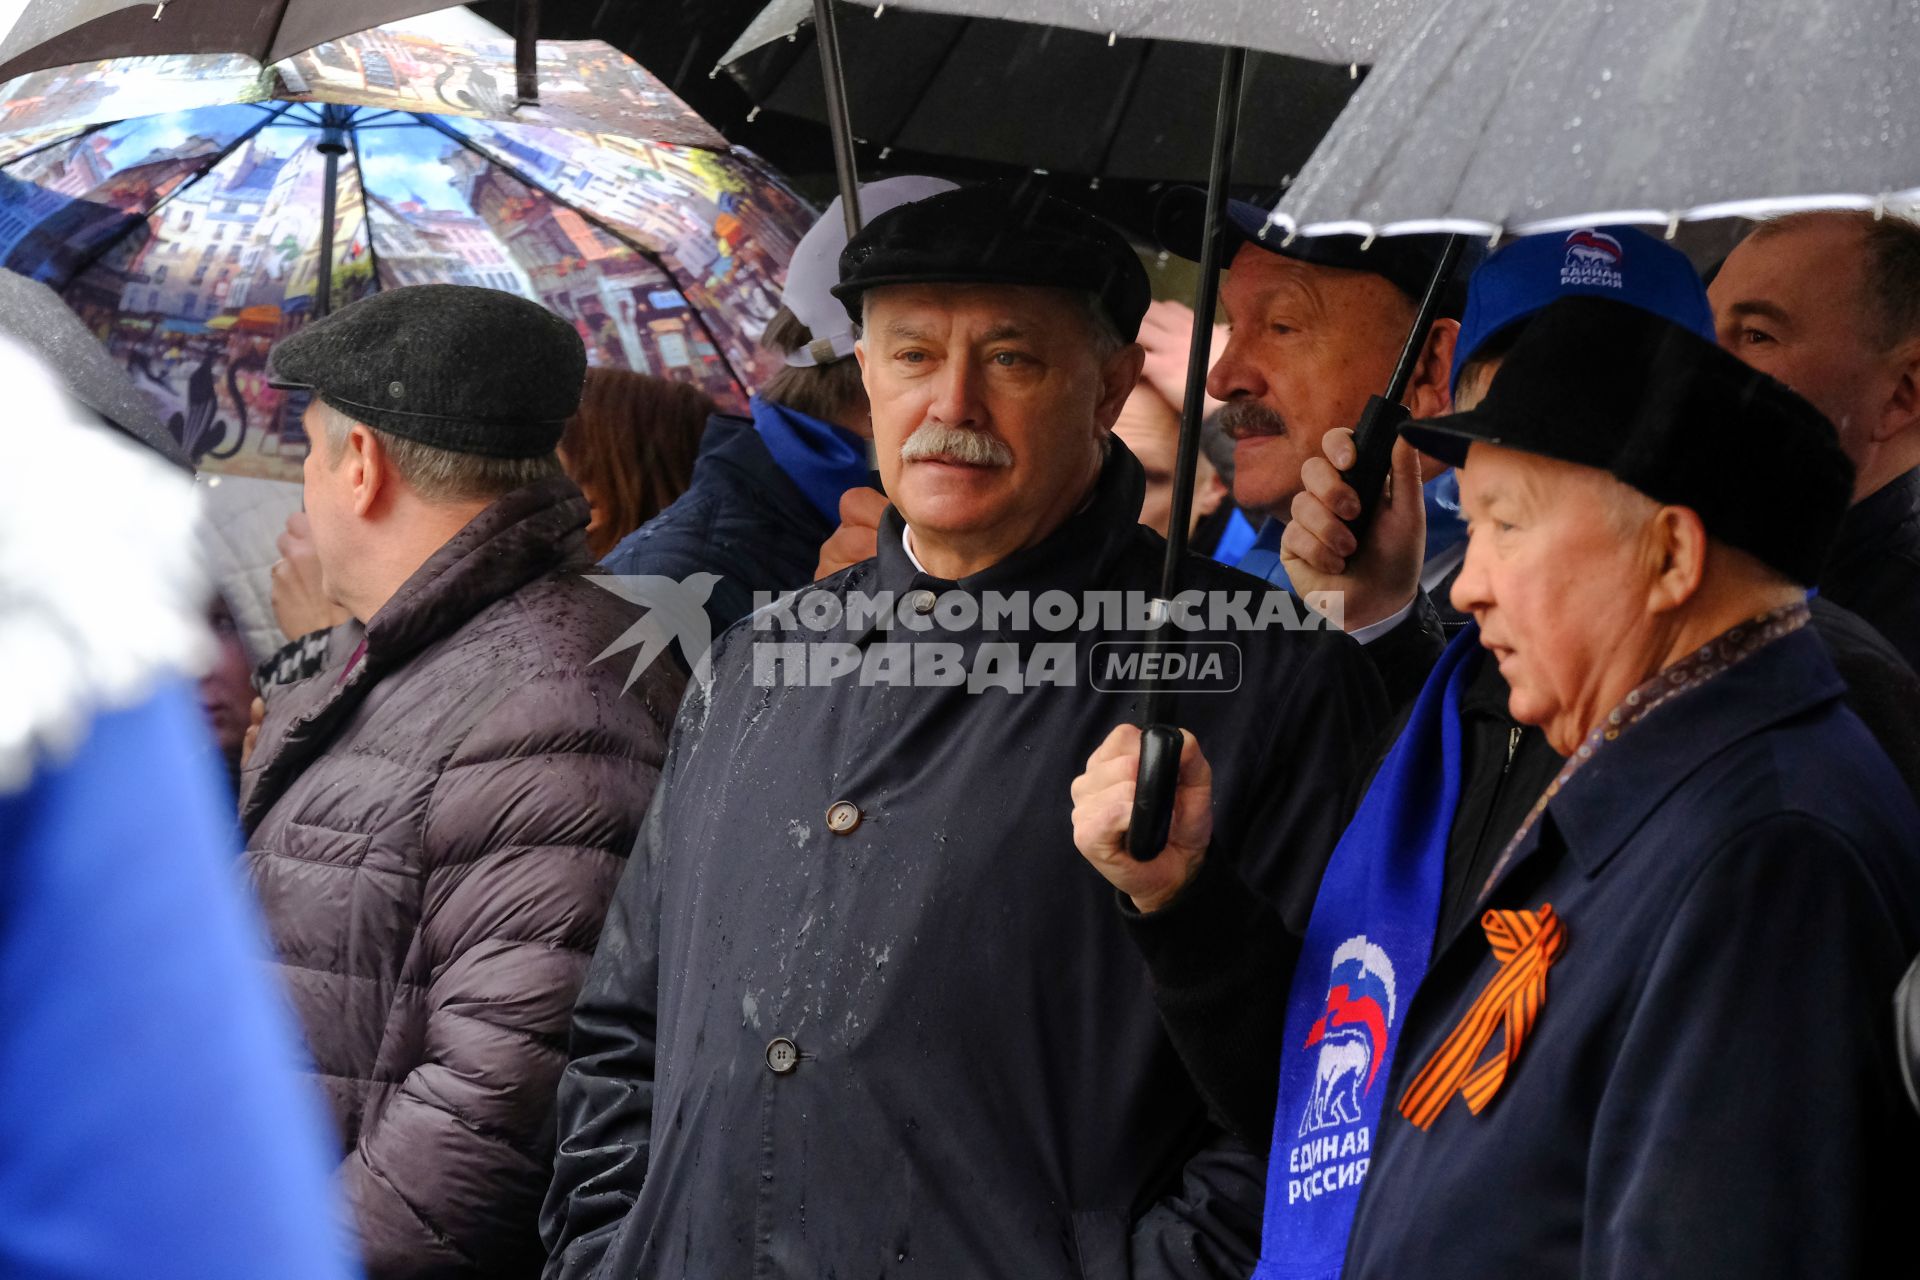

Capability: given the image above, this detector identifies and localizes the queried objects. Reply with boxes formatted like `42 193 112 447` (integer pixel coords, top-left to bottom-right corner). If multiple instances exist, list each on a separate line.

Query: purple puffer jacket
241 475 682 1278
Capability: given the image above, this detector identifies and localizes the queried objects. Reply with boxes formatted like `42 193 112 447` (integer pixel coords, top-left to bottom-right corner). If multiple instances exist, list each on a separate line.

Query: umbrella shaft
812 0 864 235
516 0 541 105
1158 45 1246 604
318 147 340 318
1384 233 1466 405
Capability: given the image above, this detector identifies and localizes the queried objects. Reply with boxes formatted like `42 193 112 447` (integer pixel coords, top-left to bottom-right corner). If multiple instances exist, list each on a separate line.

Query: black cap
831 183 1152 341
1155 188 1479 317
1402 296 1854 586
268 284 586 459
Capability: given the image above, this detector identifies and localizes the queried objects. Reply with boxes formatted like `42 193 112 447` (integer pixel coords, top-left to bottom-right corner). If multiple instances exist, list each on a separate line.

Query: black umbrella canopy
0 1 474 84
477 0 1360 237
724 8 1360 189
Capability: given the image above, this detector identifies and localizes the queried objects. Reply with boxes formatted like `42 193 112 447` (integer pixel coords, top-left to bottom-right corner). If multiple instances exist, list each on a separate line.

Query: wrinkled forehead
861 281 1092 343
1457 441 1598 512
1220 241 1410 322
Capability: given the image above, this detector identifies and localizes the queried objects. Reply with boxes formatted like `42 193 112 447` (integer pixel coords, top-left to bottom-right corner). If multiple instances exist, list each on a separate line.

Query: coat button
766 1036 800 1074
825 800 862 834
909 589 937 615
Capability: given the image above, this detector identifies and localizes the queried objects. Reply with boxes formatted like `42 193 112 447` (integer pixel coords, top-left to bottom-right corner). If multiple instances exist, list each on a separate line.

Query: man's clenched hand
1070 724 1213 914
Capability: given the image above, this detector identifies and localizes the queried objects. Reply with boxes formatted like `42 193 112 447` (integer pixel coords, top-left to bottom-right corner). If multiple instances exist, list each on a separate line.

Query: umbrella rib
56 103 296 293
411 113 750 396
0 119 107 174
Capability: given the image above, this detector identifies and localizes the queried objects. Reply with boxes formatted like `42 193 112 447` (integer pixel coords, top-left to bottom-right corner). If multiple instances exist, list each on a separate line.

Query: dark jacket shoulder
1823 466 1920 672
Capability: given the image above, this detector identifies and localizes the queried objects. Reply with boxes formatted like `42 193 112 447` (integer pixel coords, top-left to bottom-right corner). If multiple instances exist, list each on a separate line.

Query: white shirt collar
902 524 929 574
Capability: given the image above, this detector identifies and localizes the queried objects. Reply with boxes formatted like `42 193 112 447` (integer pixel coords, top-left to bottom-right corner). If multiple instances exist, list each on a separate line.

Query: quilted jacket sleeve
340 669 670 1279
537 691 692 1279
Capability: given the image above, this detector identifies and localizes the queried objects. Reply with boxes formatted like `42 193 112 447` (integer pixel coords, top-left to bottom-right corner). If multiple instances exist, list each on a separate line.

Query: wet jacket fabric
241 477 682 1279
599 408 840 638
1141 626 1920 1277
540 443 1392 1280
1824 465 1920 673
1133 595 1920 1154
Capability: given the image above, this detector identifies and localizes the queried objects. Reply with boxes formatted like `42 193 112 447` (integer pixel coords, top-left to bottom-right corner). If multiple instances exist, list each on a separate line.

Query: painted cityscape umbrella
0 265 186 466
0 13 814 480
718 0 1367 189
1269 0 1920 241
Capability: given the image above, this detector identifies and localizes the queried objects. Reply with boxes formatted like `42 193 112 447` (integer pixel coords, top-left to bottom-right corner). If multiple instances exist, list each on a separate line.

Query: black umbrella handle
1127 723 1184 860
1341 393 1411 541
1341 232 1466 543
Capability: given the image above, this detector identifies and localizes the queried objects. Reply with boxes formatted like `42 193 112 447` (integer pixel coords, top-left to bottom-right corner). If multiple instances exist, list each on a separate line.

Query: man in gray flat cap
242 285 684 1279
542 185 1391 1280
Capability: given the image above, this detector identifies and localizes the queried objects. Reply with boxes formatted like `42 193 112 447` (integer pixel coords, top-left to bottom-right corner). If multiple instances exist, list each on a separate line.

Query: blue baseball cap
1450 226 1714 393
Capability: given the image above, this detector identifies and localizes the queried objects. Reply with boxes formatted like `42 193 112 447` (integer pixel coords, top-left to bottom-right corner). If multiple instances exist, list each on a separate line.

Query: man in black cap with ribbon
541 184 1391 1279
1074 297 1920 1278
242 284 683 1278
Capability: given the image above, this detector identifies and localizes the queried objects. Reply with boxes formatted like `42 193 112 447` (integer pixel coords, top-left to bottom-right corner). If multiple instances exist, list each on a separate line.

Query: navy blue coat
1346 624 1920 1278
542 444 1392 1279
600 413 832 637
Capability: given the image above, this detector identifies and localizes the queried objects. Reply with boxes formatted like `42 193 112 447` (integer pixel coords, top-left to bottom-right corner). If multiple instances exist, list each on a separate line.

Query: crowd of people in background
7 172 1920 1280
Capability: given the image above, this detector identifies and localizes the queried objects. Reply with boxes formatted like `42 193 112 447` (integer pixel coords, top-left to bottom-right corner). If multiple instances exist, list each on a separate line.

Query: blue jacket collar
750 395 870 526
1491 624 1843 893
1233 516 1293 590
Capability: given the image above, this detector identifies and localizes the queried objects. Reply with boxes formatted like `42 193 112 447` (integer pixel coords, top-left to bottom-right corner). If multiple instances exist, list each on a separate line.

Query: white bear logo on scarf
1298 936 1398 1137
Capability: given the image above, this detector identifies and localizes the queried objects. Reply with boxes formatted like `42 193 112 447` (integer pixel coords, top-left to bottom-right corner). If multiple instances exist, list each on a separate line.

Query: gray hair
313 398 561 504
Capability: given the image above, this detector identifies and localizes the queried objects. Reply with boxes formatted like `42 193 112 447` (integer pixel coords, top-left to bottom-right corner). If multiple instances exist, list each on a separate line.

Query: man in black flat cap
1074 297 1920 1279
541 184 1392 1280
242 285 684 1279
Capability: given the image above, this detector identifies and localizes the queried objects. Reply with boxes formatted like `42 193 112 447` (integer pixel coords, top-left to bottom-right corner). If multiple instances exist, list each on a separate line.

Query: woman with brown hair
559 366 715 559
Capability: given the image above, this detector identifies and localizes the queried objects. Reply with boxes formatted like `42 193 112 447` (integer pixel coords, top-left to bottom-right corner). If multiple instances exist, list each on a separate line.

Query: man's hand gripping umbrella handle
1127 723 1184 860
1340 233 1467 538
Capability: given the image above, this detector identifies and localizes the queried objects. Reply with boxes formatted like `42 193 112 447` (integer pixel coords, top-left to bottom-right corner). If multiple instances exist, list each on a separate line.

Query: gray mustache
899 422 1015 468
1219 400 1287 440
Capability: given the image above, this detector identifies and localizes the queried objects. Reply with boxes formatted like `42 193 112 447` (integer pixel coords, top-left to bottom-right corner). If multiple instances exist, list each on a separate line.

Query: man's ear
1873 335 1920 444
1096 343 1148 432
1404 319 1459 420
346 423 387 519
1644 503 1709 616
1193 467 1229 521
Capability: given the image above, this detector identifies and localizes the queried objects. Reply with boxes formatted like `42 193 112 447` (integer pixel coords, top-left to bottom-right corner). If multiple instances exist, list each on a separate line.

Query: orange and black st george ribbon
1398 904 1567 1130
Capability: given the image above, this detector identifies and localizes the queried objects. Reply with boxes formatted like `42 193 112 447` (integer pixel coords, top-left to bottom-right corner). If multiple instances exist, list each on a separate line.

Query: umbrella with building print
0 11 815 479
